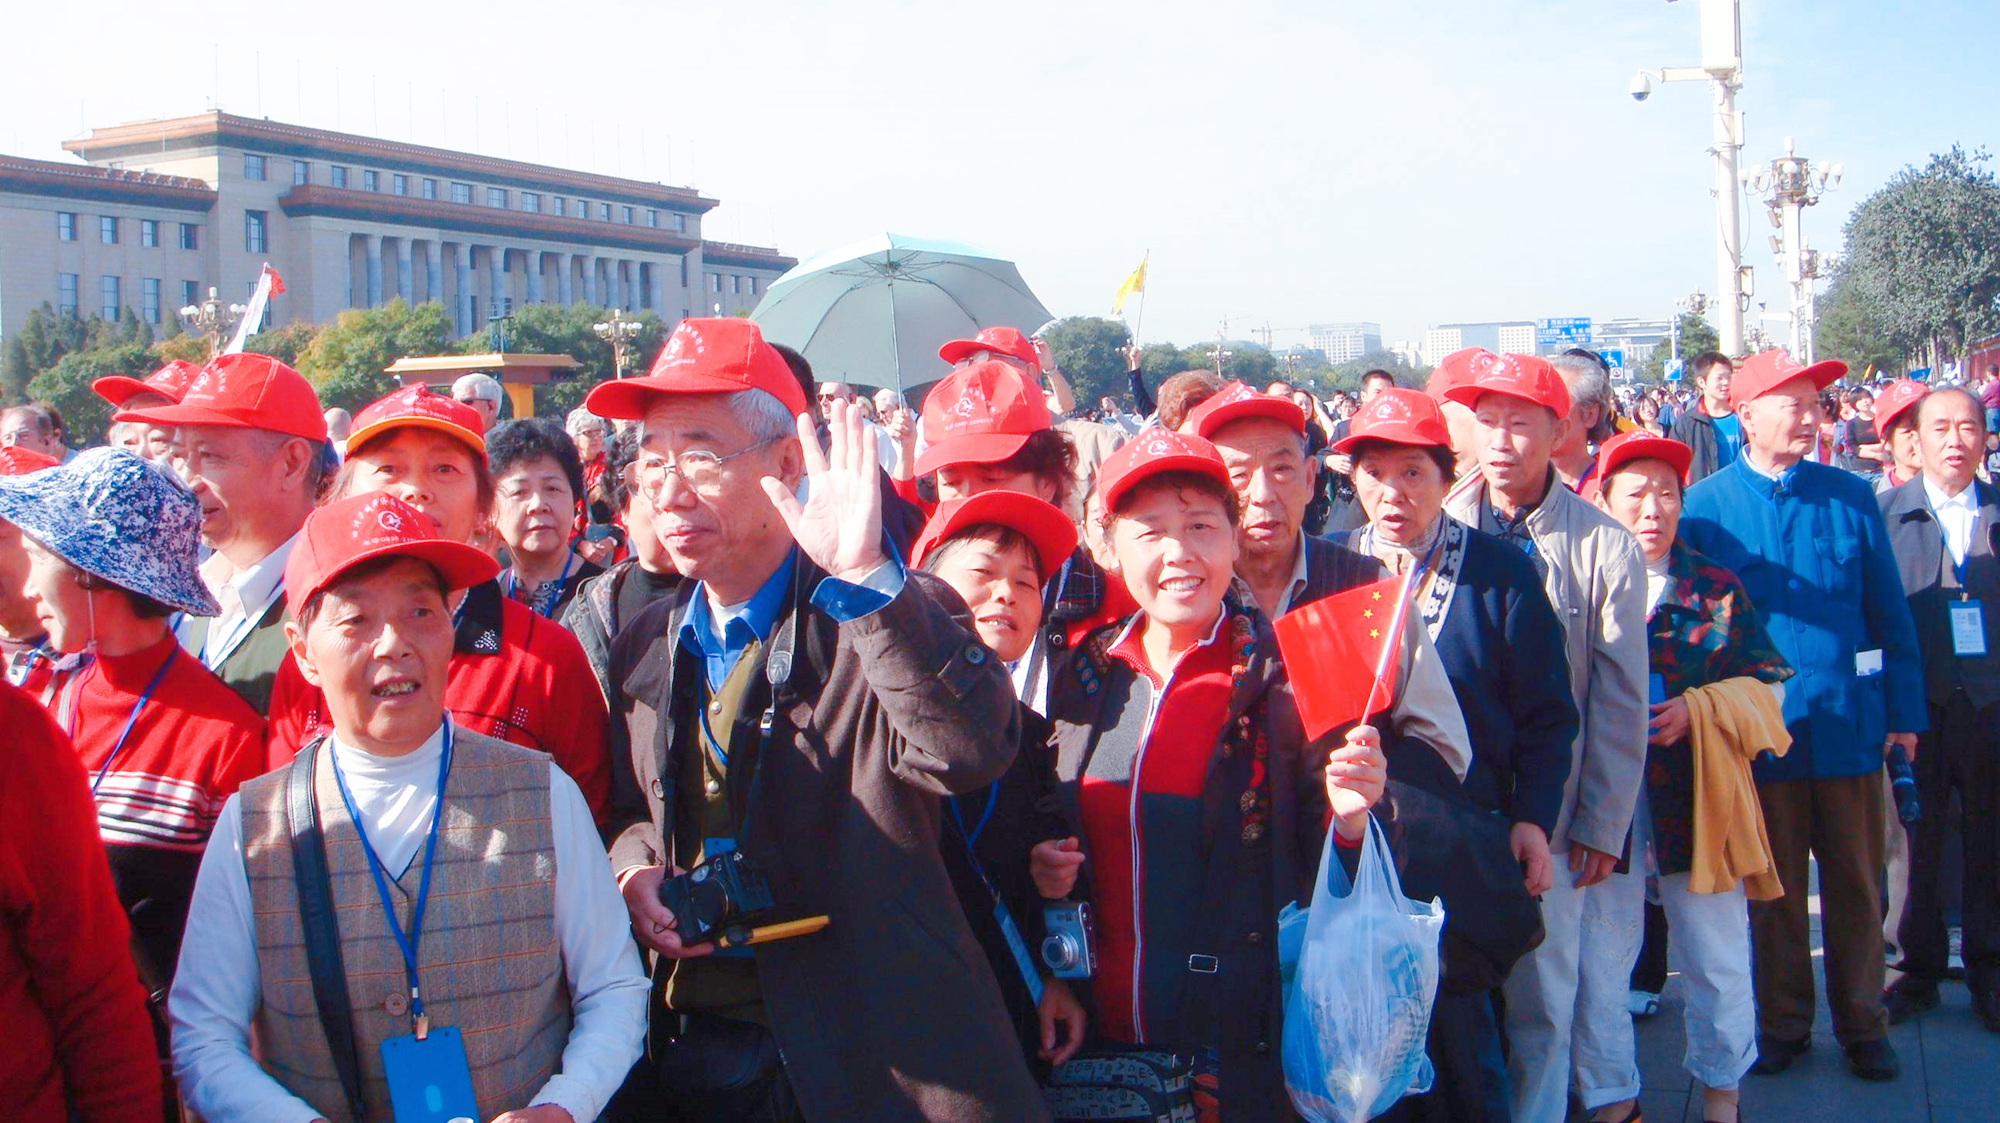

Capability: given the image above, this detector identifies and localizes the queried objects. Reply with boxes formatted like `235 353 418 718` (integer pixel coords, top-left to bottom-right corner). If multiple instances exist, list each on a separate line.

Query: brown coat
603 558 1051 1122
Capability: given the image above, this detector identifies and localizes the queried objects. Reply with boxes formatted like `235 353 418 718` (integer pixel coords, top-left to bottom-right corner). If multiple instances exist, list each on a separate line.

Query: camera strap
946 786 1045 1004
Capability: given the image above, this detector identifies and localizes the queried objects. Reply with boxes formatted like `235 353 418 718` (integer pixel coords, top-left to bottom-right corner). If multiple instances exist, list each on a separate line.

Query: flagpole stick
1359 561 1422 721
1134 250 1148 341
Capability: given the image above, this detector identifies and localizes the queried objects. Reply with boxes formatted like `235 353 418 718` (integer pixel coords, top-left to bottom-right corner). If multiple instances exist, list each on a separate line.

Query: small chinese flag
1273 575 1405 739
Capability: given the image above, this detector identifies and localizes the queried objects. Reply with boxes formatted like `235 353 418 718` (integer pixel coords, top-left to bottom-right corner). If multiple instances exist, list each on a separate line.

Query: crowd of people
1 321 1994 1123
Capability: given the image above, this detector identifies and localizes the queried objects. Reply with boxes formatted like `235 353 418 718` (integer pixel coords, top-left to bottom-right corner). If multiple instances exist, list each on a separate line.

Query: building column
488 247 506 321
453 244 473 335
625 262 639 311
582 256 598 306
424 241 441 306
344 235 357 309
557 253 574 306
395 238 413 303
654 261 670 316
525 251 543 304
364 234 383 307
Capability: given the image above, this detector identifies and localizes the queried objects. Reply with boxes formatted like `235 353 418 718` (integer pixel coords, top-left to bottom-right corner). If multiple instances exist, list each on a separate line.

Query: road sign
1664 358 1685 381
1600 348 1625 371
1537 317 1593 346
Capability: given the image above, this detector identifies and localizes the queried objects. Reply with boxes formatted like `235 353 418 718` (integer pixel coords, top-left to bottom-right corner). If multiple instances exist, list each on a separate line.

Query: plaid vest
238 728 571 1122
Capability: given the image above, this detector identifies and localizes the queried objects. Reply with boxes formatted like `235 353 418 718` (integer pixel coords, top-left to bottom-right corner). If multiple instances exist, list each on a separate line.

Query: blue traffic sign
1664 358 1685 381
1537 317 1593 346
1600 348 1625 371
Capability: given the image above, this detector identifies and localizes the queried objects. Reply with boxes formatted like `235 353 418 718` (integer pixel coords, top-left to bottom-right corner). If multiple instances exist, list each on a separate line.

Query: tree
1326 348 1429 395
1813 270 1904 377
296 300 455 413
1632 314 1720 384
1038 316 1134 410
241 320 322 369
26 342 157 446
1841 145 2000 372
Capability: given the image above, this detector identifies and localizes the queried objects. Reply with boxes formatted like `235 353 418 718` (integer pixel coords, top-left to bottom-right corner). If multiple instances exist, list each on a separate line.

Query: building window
181 280 199 309
57 273 78 316
747 277 758 296
392 174 408 196
244 210 267 253
293 159 310 186
56 212 76 241
674 214 687 233
101 275 121 320
141 219 158 247
679 258 688 287
422 178 437 200
521 192 541 214
451 182 472 204
552 196 566 217
244 154 267 181
331 165 348 188
142 278 161 324
729 275 740 295
621 205 634 224
363 170 378 192
179 223 198 250
486 187 506 208
709 273 721 293
599 202 612 222
647 208 659 228
100 216 119 245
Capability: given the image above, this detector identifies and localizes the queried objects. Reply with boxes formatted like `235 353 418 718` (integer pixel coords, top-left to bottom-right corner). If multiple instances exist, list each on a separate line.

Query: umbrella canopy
750 234 1052 391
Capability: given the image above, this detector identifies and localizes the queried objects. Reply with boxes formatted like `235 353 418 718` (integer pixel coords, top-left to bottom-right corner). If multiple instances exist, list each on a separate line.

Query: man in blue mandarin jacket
1679 350 1927 1085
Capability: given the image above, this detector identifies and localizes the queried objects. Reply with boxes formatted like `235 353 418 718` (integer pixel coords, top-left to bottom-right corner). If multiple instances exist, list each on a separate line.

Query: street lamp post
1632 0 1748 357
176 286 246 360
592 308 644 379
1747 137 1842 362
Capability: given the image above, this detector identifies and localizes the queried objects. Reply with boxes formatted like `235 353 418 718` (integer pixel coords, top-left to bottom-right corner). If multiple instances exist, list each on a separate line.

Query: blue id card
381 1026 478 1122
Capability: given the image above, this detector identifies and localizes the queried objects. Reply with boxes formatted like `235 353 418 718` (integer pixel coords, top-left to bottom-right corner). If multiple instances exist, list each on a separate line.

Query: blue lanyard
946 783 1002 891
73 647 179 796
507 552 576 618
329 722 454 1032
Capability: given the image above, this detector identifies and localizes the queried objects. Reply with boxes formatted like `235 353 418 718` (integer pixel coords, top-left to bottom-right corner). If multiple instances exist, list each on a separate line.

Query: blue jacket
1679 455 1927 781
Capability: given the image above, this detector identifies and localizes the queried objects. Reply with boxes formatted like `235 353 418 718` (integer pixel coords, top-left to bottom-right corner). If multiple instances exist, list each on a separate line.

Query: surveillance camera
1629 72 1653 101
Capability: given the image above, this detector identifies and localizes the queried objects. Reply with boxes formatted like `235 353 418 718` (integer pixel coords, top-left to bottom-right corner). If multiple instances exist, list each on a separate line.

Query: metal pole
1785 200 1804 357
1712 72 1745 357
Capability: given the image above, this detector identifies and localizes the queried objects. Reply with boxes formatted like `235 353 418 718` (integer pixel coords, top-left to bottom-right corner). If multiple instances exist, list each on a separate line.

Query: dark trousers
604 1012 804 1123
1379 989 1511 1123
1632 900 1670 994
1897 692 2000 992
1751 772 1889 1046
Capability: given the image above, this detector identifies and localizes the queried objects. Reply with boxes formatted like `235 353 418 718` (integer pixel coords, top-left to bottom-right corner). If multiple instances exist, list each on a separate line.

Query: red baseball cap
1333 387 1452 454
1729 348 1847 409
585 318 809 421
910 491 1078 584
1094 427 1231 515
1873 379 1930 434
1440 352 1571 417
1425 347 1500 402
1184 380 1305 441
115 353 328 442
346 385 487 464
1596 430 1692 485
914 359 1053 477
93 359 200 408
939 326 1038 369
0 446 59 476
285 492 500 617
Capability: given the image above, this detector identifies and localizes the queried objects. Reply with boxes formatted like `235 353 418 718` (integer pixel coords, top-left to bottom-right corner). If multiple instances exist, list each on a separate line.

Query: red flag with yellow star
1272 574 1405 738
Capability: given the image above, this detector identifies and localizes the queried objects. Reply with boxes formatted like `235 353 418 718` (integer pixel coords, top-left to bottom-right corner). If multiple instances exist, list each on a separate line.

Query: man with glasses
452 372 505 432
589 320 1046 1122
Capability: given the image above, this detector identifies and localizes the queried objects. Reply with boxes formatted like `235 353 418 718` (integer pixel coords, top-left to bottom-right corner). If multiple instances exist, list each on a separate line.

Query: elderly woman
491 417 605 619
1587 430 1794 1123
566 406 614 522
1339 388 1579 1122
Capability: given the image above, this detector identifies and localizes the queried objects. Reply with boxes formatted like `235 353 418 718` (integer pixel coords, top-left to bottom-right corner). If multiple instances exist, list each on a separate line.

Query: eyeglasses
636 437 780 498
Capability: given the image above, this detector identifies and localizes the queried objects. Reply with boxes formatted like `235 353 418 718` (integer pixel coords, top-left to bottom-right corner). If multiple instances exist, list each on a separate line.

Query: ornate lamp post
592 308 644 379
1747 137 1842 361
177 286 245 359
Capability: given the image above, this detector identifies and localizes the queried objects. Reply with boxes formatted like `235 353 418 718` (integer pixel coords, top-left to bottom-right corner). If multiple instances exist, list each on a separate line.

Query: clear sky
5 0 1993 352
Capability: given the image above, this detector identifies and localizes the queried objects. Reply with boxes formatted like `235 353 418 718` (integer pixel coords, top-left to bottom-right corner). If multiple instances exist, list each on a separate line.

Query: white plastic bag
1281 816 1445 1122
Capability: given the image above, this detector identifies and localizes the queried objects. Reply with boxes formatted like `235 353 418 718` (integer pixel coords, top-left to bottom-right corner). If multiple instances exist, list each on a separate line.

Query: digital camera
1041 901 1097 979
657 850 777 944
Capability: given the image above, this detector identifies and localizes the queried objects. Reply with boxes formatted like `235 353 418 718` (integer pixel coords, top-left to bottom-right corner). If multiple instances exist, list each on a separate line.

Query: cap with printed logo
1184 380 1305 440
1093 427 1231 515
0 446 59 476
1873 379 1930 434
93 359 200 408
115 353 328 442
346 385 488 463
1332 387 1452 454
284 492 500 617
1596 429 1693 485
585 318 809 421
1425 347 1500 402
910 491 1078 584
938 325 1039 369
914 359 1053 477
1440 352 1572 417
1728 348 1847 409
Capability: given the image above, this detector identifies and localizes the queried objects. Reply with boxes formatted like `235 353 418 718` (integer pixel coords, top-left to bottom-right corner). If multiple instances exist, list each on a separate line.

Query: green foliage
297 300 455 413
474 303 669 418
3 303 160 405
242 320 322 369
27 342 158 446
1633 314 1720 383
1324 348 1429 396
1038 316 1134 409
1840 145 2000 371
1814 271 1905 378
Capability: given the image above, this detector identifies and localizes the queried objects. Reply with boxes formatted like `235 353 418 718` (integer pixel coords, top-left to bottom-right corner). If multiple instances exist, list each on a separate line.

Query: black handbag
1384 776 1546 994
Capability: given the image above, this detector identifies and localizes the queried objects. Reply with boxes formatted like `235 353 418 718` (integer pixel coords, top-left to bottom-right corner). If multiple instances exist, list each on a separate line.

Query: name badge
1951 600 1988 657
1855 649 1884 678
380 1026 478 1123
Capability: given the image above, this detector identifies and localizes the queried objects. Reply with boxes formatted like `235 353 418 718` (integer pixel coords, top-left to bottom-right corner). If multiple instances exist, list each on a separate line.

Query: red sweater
265 580 611 823
0 680 162 1122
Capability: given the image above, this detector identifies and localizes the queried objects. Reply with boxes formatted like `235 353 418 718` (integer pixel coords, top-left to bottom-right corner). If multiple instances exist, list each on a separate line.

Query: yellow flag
1111 255 1148 316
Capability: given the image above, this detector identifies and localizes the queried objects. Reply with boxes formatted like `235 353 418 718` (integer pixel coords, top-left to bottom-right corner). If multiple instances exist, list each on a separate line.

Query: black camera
1040 901 1096 979
657 850 777 944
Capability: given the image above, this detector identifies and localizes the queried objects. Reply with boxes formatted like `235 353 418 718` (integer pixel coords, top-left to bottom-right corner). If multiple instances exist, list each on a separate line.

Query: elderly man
451 371 504 431
118 354 328 714
1440 354 1649 1123
1549 351 1616 496
1679 349 1926 1082
96 360 198 463
1670 353 1740 484
323 407 352 460
0 402 73 462
1878 388 2000 1033
585 319 1047 1121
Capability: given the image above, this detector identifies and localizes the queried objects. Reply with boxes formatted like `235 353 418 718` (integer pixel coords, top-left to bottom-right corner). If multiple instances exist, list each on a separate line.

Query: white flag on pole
223 264 285 355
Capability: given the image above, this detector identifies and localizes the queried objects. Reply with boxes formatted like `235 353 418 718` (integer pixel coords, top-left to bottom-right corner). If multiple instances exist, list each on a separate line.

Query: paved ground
1629 872 1998 1123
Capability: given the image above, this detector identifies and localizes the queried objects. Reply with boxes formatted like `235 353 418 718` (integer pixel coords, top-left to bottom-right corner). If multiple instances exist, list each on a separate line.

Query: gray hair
564 406 608 437
637 388 797 447
1549 353 1614 441
451 372 503 403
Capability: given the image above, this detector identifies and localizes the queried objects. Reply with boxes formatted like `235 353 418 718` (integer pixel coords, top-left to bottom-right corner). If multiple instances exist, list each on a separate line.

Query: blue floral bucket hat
0 447 219 616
